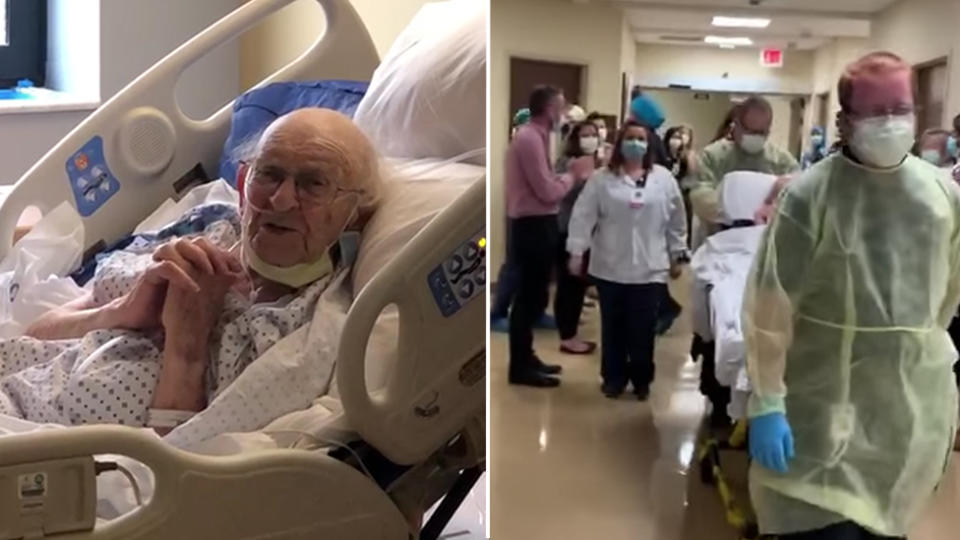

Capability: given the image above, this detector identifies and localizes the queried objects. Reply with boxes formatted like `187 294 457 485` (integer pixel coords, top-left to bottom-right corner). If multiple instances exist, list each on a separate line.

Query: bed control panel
66 136 121 217
427 229 486 317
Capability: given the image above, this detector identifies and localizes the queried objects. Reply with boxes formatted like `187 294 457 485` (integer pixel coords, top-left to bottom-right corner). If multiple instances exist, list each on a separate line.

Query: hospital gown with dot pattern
0 204 330 427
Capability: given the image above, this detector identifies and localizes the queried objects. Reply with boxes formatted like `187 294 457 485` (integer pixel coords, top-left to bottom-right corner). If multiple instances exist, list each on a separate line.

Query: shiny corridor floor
489 276 960 540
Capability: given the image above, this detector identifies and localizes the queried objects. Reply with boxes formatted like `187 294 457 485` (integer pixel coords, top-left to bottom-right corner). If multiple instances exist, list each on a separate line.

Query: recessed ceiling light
712 16 771 28
719 44 736 49
705 35 754 46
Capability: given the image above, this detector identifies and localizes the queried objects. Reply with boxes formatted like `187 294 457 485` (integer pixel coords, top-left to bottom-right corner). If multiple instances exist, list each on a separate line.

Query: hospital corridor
490 276 960 539
489 0 960 538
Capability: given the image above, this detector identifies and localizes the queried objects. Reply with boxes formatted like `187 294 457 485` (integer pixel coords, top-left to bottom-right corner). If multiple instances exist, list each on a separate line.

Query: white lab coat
567 164 688 284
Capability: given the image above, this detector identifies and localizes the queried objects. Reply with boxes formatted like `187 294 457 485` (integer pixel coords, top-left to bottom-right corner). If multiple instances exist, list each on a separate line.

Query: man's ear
835 111 850 143
236 162 249 208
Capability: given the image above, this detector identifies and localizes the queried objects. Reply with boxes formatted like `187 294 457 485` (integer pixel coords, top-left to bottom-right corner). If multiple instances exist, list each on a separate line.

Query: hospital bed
690 171 777 540
0 0 485 538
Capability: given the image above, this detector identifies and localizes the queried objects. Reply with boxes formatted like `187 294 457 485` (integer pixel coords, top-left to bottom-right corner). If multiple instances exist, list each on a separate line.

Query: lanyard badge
630 188 645 209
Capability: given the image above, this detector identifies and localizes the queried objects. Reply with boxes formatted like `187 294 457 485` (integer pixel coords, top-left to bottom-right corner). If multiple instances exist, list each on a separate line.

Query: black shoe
533 356 563 375
601 383 624 399
509 371 561 388
634 386 650 401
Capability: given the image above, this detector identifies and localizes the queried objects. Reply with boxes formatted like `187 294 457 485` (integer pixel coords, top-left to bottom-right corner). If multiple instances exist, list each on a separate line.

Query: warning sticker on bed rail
18 472 47 499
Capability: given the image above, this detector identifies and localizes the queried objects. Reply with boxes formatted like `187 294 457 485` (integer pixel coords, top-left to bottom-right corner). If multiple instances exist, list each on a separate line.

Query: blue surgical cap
630 94 665 130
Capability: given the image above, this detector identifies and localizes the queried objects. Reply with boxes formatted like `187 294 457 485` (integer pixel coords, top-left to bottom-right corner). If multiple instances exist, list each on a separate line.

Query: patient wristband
147 408 196 429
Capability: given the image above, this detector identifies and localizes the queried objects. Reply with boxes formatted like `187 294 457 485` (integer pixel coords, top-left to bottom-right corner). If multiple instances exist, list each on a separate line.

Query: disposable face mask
579 136 600 154
739 134 767 154
947 135 958 158
668 138 683 152
243 237 333 289
811 135 824 147
850 114 915 169
621 139 648 161
921 149 943 165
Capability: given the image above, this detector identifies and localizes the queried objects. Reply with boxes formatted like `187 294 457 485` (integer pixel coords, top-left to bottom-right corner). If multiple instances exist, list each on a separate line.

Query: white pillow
353 0 486 166
352 164 481 296
720 171 778 222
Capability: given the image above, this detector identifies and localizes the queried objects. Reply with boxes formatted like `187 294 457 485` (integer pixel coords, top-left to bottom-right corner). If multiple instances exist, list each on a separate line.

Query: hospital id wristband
147 408 196 429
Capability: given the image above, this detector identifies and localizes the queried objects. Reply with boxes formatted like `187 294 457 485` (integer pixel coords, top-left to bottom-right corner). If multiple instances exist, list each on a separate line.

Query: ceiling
602 0 899 51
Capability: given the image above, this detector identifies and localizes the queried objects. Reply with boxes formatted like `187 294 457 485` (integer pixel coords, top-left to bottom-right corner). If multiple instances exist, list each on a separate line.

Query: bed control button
458 279 475 298
448 255 463 273
475 269 485 286
464 243 479 260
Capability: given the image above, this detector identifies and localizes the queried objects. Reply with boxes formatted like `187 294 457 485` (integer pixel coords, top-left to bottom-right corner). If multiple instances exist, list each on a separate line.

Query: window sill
0 88 100 115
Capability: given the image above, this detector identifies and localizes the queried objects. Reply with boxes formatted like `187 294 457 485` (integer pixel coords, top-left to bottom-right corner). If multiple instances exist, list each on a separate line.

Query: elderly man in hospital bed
0 108 379 435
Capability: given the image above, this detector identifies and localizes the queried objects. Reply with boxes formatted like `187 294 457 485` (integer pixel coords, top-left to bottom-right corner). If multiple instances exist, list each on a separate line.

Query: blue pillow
219 80 369 186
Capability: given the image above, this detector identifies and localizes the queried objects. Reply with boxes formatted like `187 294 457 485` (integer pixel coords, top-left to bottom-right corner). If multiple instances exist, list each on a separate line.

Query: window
0 0 46 88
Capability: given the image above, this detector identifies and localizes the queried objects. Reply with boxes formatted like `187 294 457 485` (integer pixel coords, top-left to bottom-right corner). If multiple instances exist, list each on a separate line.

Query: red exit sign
761 48 784 68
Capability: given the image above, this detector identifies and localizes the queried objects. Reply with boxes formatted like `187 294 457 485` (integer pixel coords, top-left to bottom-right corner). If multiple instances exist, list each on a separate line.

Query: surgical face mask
811 134 824 147
579 136 600 154
921 149 943 165
243 238 333 289
849 114 915 169
947 135 958 158
668 137 683 153
621 139 648 162
739 134 767 154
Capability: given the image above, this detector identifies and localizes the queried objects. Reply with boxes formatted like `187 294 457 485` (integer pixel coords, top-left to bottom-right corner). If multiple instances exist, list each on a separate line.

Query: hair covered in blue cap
630 93 665 130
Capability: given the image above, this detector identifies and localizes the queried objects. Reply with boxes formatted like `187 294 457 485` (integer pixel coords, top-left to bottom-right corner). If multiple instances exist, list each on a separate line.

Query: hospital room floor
489 274 960 540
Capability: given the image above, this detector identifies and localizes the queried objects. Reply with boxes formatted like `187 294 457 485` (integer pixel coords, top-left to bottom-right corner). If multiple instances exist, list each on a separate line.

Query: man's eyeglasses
241 161 363 204
847 104 916 120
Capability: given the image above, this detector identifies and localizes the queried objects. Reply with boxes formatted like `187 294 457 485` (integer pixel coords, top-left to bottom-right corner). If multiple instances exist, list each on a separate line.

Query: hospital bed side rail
0 0 378 264
0 425 410 539
339 176 486 467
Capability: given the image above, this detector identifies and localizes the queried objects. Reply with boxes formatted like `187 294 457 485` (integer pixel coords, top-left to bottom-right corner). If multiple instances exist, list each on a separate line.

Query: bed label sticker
18 472 47 499
66 136 121 217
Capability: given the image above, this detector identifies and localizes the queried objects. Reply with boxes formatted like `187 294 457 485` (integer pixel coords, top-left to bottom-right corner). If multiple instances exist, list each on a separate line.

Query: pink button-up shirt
505 122 573 218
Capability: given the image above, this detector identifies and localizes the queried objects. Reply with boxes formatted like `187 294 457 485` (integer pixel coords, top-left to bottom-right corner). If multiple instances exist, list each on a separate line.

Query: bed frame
0 1 486 538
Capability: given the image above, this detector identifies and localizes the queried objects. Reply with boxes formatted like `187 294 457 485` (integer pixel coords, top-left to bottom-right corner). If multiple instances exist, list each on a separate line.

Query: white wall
490 0 623 269
0 0 241 184
47 0 101 99
239 0 432 89
641 89 731 151
635 44 815 95
870 0 960 127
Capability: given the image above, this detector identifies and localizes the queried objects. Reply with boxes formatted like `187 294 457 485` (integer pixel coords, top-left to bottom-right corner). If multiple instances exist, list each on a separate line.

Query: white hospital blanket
0 204 335 433
690 225 766 418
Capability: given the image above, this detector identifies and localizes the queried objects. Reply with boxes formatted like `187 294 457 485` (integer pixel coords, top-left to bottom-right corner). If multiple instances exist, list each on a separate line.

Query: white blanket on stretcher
690 224 766 420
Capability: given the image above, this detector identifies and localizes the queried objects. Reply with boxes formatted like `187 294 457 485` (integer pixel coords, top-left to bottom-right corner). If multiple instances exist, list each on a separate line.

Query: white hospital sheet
690 225 766 419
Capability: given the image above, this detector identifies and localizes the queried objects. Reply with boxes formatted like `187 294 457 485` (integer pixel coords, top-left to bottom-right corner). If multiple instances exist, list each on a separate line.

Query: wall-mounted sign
761 48 784 68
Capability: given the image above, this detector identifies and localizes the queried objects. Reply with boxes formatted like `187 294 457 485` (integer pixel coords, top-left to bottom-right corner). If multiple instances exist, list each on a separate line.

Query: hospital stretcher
0 0 484 538
691 172 779 540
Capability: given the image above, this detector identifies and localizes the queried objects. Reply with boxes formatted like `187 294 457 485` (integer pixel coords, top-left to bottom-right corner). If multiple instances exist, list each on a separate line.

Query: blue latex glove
749 412 795 473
